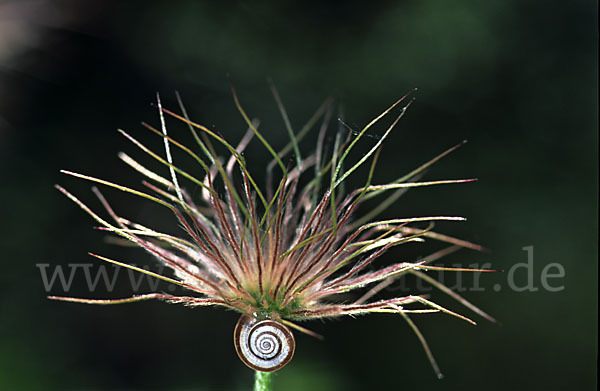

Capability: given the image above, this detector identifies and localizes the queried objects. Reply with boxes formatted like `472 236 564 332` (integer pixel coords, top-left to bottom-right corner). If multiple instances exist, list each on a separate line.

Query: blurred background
0 1 597 390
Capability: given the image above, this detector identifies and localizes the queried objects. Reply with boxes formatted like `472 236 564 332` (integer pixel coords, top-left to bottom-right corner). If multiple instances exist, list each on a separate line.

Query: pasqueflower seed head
51 85 495 377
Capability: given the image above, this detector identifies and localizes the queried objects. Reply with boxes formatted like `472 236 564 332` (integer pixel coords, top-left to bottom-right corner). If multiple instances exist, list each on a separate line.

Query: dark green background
1 1 597 390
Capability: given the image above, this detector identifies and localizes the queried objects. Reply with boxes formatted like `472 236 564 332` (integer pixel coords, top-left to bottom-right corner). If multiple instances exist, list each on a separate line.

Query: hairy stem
254 371 272 391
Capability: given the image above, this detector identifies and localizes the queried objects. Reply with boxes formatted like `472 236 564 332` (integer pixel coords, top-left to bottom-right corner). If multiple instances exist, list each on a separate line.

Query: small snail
234 314 295 372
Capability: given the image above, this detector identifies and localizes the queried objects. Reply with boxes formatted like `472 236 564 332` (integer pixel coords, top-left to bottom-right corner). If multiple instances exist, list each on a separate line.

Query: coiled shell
234 314 295 372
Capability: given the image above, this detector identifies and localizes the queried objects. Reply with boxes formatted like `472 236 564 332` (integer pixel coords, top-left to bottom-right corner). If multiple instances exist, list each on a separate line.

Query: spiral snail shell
234 314 295 372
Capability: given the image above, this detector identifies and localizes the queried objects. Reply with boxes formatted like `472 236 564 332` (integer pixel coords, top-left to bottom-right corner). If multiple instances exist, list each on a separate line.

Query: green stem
254 370 272 391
